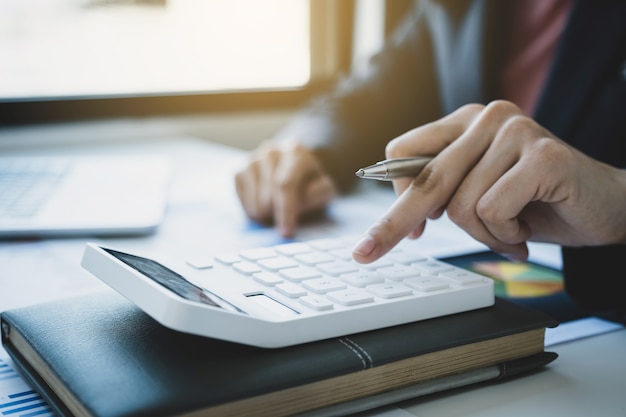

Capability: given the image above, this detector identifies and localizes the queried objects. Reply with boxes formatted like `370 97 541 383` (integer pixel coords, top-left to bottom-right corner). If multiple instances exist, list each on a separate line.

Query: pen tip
355 169 364 177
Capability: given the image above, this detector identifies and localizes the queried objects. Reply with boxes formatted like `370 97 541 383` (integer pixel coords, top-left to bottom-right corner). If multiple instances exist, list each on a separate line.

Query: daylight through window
0 0 310 99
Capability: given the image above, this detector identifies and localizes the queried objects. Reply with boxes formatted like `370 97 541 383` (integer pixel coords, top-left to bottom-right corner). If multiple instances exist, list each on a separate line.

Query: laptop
0 155 171 239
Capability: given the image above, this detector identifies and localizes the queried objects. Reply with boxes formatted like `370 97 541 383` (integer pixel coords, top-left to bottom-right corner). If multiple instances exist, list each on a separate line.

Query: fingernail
502 253 526 263
353 234 376 257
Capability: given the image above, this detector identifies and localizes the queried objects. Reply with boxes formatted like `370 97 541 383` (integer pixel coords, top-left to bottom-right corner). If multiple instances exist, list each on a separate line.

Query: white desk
396 328 626 416
1 136 624 417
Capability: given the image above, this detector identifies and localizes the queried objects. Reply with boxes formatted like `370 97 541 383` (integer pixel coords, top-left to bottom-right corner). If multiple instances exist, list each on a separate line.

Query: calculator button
294 252 335 265
366 283 413 299
239 247 277 261
377 265 420 281
439 269 485 285
232 261 262 275
274 242 312 256
257 256 299 271
405 276 449 292
412 259 454 274
358 257 394 270
280 266 322 282
328 247 353 260
302 278 347 294
253 272 284 286
308 238 346 250
327 289 374 306
386 251 427 264
317 261 359 276
300 296 334 311
275 283 308 298
341 271 385 287
214 253 241 265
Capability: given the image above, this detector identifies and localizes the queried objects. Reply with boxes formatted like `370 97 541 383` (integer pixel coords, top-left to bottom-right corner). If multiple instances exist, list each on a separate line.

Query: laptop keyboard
0 158 69 218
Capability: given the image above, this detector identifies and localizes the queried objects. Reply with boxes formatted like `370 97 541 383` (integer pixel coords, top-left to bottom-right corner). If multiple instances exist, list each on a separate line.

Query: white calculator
81 237 494 348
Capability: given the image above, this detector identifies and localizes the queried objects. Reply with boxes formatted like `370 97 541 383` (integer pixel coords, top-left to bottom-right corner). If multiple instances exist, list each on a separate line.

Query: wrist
615 168 626 244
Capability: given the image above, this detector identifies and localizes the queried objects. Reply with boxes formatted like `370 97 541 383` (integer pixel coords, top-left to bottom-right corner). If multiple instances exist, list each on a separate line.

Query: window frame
0 0 354 126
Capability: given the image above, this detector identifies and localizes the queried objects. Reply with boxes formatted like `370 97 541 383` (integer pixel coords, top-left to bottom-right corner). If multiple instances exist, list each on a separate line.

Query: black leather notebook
1 292 558 417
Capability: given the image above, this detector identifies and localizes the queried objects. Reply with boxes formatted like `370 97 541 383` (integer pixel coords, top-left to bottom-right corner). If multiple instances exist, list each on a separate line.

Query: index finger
352 162 452 263
272 144 326 237
353 103 512 263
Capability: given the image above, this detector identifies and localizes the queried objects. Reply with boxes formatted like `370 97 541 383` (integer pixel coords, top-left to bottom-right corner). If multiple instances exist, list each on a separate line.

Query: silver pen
355 156 434 181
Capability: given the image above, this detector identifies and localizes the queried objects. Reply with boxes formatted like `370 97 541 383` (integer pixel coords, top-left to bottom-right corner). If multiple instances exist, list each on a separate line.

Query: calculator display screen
103 248 224 308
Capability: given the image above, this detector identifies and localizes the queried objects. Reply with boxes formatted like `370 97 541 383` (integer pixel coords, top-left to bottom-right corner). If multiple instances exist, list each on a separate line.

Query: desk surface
398 328 626 416
1 136 624 417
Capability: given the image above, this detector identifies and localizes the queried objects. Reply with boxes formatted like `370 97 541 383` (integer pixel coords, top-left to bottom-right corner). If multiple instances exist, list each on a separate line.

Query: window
0 0 354 124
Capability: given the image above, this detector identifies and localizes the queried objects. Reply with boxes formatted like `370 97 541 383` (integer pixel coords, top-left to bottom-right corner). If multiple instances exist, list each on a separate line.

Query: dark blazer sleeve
534 1 626 319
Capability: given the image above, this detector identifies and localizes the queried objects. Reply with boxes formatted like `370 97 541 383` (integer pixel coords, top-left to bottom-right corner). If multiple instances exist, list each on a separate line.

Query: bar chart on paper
0 354 54 417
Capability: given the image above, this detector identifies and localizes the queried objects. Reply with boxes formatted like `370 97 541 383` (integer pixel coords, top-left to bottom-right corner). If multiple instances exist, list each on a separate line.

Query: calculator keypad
214 237 491 313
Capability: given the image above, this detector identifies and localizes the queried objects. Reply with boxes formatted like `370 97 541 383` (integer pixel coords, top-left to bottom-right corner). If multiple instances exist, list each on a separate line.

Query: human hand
235 141 338 237
352 100 626 263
